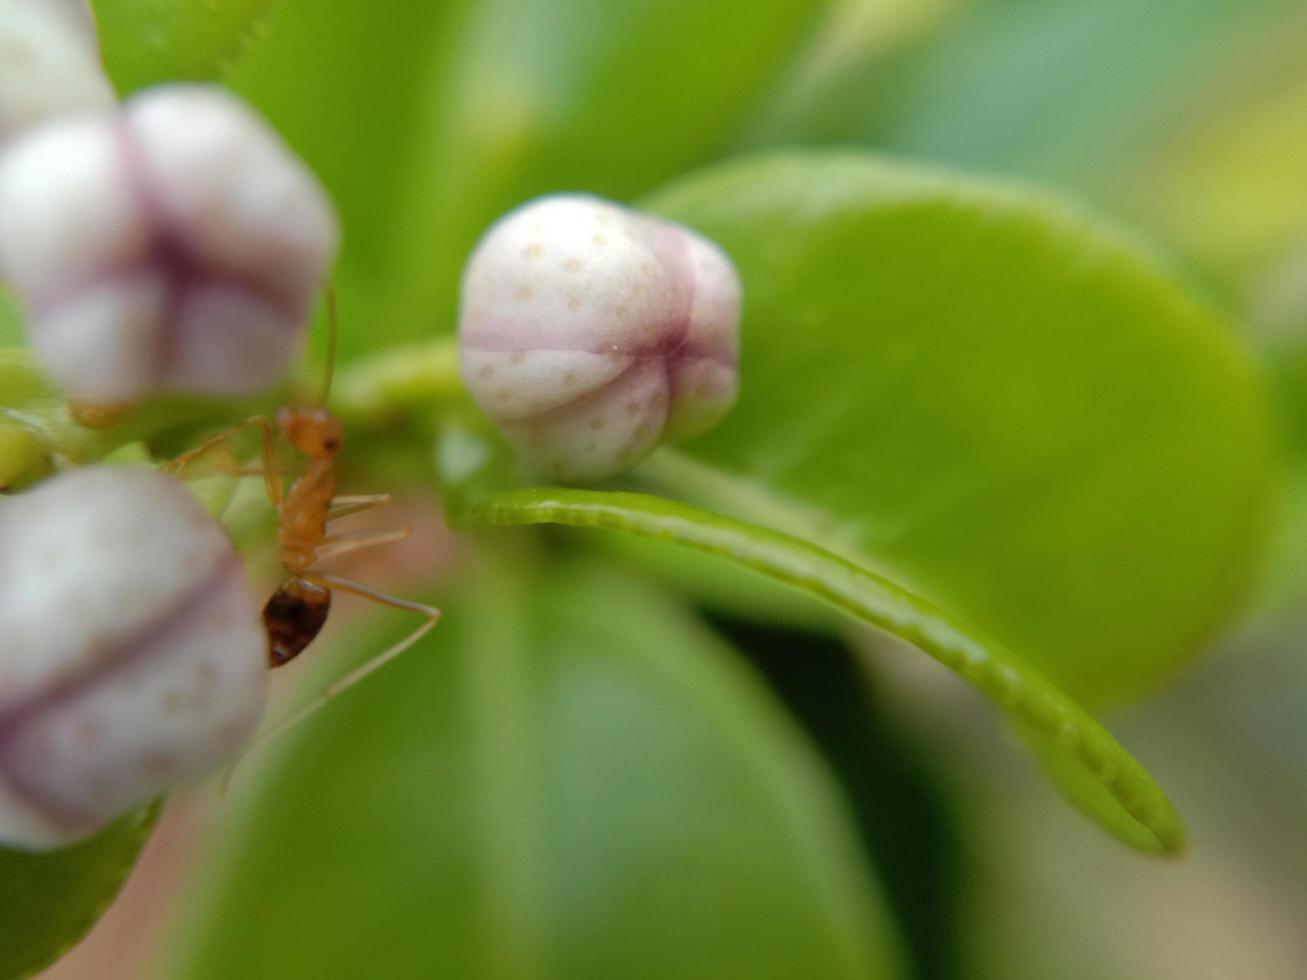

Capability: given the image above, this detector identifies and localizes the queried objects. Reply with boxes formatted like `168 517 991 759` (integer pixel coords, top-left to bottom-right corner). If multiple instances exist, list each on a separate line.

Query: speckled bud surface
0 0 115 139
459 194 741 481
0 467 267 850
0 84 339 403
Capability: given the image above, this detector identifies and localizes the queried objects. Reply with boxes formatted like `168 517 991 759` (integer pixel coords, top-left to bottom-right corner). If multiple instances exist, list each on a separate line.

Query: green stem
0 336 466 481
0 349 195 477
332 336 463 424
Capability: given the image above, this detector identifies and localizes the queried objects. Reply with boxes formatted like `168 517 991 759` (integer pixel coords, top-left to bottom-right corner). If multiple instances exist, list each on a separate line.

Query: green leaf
0 804 159 979
1014 722 1166 854
439 449 1185 855
222 0 462 361
643 151 1275 706
166 560 904 978
92 0 277 93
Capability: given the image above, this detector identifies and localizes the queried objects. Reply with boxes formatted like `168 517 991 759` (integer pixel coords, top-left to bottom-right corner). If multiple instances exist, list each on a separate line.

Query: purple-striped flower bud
0 84 339 403
459 195 741 481
0 467 266 850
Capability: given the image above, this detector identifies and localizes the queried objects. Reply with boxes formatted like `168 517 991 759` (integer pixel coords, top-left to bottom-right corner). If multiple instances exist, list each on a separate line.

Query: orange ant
162 290 439 733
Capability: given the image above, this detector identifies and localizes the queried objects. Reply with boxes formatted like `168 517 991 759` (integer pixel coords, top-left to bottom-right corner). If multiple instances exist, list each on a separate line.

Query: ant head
276 407 343 458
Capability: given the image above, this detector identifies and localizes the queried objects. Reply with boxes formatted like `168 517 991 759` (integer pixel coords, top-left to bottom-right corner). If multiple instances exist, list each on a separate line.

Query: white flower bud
0 0 115 139
0 467 267 850
0 84 339 403
459 194 741 481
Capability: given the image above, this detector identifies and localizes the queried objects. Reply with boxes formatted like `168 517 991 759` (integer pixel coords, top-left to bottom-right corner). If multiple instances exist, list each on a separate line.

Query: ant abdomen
263 574 332 667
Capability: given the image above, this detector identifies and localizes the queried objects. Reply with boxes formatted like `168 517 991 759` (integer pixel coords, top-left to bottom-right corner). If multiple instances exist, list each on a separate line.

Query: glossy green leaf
643 151 1274 706
1114 34 1307 616
167 561 904 979
369 0 823 350
1118 31 1307 617
439 439 1185 855
0 804 159 979
92 0 276 93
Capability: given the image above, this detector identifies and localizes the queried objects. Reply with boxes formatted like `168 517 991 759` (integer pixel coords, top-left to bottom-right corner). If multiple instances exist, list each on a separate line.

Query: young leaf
643 151 1275 706
92 0 276 93
0 804 159 979
439 457 1185 856
167 562 905 979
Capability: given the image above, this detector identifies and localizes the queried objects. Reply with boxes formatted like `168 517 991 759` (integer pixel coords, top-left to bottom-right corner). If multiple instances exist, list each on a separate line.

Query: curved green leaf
167 561 904 979
92 0 276 93
0 804 159 979
644 151 1275 705
441 467 1185 856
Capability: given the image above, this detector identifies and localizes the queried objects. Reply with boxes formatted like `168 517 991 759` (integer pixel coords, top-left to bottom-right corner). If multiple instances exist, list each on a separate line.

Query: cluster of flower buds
0 12 332 850
459 194 741 481
0 84 339 404
0 468 267 849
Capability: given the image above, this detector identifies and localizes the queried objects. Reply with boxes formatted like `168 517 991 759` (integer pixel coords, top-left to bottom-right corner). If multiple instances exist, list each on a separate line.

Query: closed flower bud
0 467 267 850
0 84 339 403
0 0 115 139
459 194 741 481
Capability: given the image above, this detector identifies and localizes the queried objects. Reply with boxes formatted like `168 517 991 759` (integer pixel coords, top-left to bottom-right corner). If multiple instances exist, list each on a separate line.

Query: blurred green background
32 0 1307 977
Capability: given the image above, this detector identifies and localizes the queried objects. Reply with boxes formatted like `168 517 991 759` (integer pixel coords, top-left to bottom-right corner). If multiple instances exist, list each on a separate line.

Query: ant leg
256 575 440 743
159 420 255 474
327 493 392 521
314 526 412 562
314 574 440 697
161 415 284 505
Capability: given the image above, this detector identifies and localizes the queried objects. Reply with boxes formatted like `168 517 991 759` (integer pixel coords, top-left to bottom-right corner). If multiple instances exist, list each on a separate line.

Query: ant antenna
319 284 339 406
